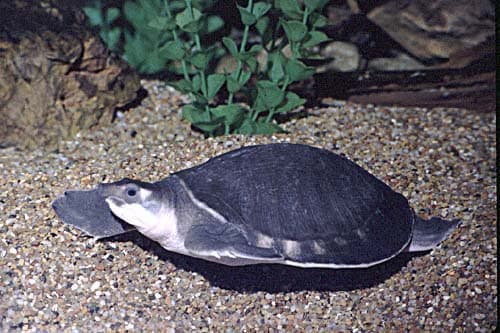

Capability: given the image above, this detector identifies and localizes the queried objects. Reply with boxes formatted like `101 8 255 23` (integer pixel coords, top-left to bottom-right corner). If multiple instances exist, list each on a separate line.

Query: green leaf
223 37 238 57
122 31 169 73
165 0 183 12
237 5 257 26
254 122 285 134
304 0 330 12
106 7 120 24
236 119 284 135
192 74 202 92
182 104 210 123
270 56 284 83
172 79 194 93
252 2 272 19
207 74 225 99
137 0 161 15
281 20 308 43
252 91 267 113
193 119 223 133
285 59 315 82
248 44 263 54
237 45 263 61
83 6 103 26
148 16 167 30
237 118 257 135
227 70 251 94
310 13 328 28
176 7 202 33
123 1 145 28
255 16 270 36
245 57 258 72
176 7 202 26
226 76 241 94
124 0 164 31
238 71 251 85
302 31 330 49
158 40 185 60
275 92 305 113
191 52 208 70
257 81 285 109
195 95 208 105
210 105 244 126
122 31 145 67
203 15 224 34
183 21 202 33
101 27 121 50
141 49 169 73
148 16 177 30
275 0 303 20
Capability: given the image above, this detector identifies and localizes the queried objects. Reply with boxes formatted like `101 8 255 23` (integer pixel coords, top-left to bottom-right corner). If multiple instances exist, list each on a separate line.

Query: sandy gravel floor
0 81 496 332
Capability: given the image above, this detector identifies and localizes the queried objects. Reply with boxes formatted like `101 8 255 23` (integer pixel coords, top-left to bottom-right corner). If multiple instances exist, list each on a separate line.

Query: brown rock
0 1 141 150
367 0 494 61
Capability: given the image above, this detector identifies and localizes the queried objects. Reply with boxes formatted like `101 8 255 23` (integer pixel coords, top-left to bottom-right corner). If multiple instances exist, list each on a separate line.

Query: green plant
168 0 329 135
83 0 223 73
83 0 330 136
83 0 122 51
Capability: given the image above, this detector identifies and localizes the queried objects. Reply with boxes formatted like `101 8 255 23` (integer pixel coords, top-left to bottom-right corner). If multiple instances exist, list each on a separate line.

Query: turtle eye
126 187 137 197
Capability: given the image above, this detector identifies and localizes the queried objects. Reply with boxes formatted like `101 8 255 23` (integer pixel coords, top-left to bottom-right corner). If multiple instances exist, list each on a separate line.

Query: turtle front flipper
408 214 460 252
52 189 136 239
184 222 283 266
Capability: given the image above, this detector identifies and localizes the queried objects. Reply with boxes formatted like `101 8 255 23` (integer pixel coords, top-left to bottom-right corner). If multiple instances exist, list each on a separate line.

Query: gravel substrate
0 80 496 332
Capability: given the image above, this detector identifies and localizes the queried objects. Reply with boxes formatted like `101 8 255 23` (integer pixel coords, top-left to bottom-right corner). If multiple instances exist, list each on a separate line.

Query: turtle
53 143 459 268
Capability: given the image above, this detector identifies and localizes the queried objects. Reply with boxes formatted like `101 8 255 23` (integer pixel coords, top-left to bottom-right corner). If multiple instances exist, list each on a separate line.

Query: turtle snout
97 183 127 200
96 183 113 197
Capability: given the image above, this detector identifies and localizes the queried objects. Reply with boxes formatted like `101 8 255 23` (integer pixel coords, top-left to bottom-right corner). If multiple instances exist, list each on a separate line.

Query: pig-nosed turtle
53 143 459 268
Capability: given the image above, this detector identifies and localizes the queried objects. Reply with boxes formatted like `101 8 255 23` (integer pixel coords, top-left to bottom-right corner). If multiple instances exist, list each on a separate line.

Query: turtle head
98 178 178 241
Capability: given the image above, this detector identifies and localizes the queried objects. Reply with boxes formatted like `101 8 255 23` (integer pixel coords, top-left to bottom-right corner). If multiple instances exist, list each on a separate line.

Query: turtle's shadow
108 232 420 293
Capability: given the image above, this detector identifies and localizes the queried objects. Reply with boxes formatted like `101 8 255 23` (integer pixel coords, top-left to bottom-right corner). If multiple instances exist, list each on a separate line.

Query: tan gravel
0 80 496 332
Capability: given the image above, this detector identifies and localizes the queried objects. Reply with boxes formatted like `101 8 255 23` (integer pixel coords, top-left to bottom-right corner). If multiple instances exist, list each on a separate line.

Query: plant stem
185 0 193 17
183 0 209 107
200 71 208 98
293 6 310 59
264 76 290 123
251 111 259 121
302 7 309 25
227 89 235 105
194 33 202 50
240 25 250 53
265 108 275 122
281 76 290 91
164 1 190 82
229 0 253 108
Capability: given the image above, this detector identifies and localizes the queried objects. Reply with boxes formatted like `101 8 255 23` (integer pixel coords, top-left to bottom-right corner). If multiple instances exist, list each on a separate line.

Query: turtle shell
174 143 413 267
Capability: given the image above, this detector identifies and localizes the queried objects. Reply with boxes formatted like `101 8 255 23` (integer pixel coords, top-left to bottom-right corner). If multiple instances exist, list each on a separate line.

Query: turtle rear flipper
408 216 460 252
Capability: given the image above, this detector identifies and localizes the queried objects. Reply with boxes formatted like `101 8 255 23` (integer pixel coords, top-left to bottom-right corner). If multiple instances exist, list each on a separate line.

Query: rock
368 52 426 71
367 0 495 61
319 41 361 72
0 1 141 150
215 49 268 74
214 55 238 74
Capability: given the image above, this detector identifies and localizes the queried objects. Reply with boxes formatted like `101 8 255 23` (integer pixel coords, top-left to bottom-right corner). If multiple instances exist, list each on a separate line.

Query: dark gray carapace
53 143 459 268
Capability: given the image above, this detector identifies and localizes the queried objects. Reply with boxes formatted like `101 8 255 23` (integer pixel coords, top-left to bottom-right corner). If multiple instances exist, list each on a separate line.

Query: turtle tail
407 215 460 252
